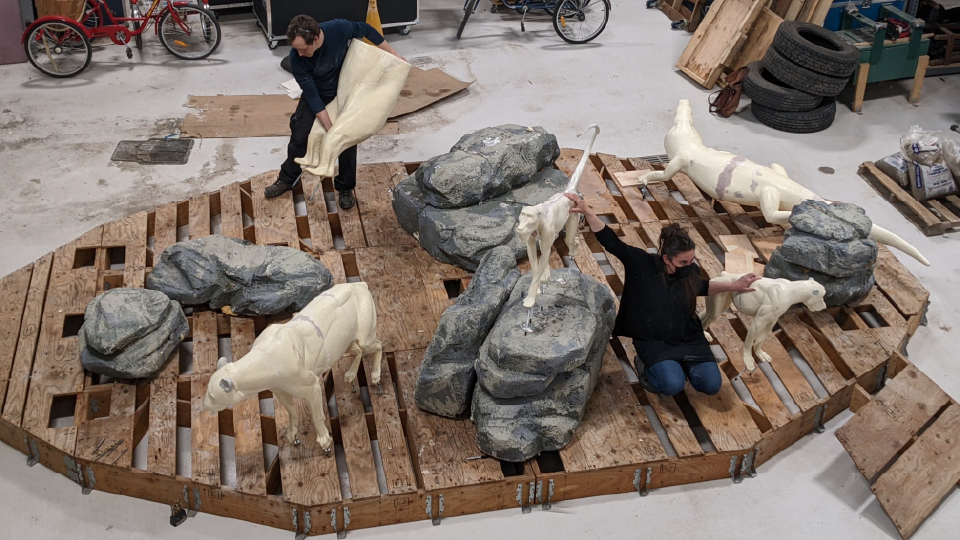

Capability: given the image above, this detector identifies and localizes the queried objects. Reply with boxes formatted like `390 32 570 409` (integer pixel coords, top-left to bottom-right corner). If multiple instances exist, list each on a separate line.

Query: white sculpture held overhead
295 39 411 180
700 273 827 371
516 124 600 309
638 99 930 267
203 283 383 454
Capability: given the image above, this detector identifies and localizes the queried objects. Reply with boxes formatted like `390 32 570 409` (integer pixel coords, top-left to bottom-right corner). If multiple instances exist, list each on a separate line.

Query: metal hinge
543 479 554 510
741 449 757 479
813 404 827 434
426 494 443 525
24 437 40 467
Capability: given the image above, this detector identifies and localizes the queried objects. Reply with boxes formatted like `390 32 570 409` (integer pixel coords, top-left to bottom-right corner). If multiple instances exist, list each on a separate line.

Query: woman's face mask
673 263 697 279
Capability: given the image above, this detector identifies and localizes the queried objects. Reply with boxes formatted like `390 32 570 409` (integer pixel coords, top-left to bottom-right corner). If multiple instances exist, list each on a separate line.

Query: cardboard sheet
180 67 471 139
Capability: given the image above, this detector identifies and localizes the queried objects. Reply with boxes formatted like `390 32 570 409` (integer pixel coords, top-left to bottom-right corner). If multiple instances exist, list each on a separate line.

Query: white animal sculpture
516 124 600 308
203 283 382 454
700 273 827 371
638 99 930 267
295 39 410 178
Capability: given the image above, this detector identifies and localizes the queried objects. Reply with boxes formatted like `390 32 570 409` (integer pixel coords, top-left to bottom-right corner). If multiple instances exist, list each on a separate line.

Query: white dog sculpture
203 283 382 453
516 124 600 308
700 273 827 371
638 99 929 267
295 39 410 178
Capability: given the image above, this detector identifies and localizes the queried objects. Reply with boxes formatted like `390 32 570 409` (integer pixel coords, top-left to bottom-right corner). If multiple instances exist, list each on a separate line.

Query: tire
763 47 849 97
23 20 92 78
457 0 480 39
752 98 836 133
742 61 821 112
772 21 859 78
158 6 221 60
553 0 609 44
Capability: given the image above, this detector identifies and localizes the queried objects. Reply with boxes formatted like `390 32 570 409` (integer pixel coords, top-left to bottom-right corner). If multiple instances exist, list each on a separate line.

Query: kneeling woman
566 194 759 396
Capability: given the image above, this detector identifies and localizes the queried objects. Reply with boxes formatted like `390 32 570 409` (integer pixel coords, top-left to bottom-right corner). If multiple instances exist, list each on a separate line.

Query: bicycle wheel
158 5 221 60
457 0 481 40
553 0 608 44
80 0 100 30
24 20 92 78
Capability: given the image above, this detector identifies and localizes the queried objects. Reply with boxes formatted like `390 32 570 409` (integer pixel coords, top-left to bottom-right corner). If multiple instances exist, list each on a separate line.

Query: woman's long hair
657 223 699 314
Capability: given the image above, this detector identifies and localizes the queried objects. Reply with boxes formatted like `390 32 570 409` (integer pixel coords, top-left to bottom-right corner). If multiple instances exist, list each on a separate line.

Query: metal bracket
743 449 757 478
295 510 312 540
543 479 554 510
527 481 535 511
516 484 525 512
187 487 201 517
426 494 443 525
24 437 40 467
535 480 543 508
813 404 827 434
730 455 741 483
634 467 653 496
876 363 889 393
338 508 347 539
63 455 83 487
83 466 96 495
182 486 190 516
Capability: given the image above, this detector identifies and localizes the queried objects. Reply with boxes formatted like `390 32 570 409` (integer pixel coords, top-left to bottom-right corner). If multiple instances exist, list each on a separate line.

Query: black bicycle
458 0 610 44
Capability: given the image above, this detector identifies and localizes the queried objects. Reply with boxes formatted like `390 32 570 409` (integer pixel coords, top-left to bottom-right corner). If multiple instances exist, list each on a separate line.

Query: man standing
265 15 406 208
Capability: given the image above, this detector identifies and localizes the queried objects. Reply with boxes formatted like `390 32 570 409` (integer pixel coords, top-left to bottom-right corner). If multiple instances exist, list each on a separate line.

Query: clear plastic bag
942 137 960 179
877 152 911 188
901 125 943 167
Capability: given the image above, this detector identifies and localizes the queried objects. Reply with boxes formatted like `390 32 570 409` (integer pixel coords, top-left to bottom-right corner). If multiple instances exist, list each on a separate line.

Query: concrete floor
1 1 959 538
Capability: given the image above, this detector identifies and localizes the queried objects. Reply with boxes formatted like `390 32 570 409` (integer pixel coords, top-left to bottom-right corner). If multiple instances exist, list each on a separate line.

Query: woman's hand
564 193 589 214
732 273 761 292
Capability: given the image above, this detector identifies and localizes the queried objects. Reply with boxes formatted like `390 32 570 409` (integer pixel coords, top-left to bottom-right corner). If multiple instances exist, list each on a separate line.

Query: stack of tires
743 22 860 133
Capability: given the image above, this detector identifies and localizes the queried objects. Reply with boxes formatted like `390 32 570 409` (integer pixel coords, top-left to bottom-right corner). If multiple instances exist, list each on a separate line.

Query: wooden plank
191 373 220 486
909 55 929 105
677 0 766 88
779 311 848 395
394 349 502 489
274 382 342 506
645 391 705 457
3 253 53 426
806 310 888 378
355 246 438 352
718 234 759 259
596 154 660 223
849 384 871 413
250 172 299 248
872 404 960 539
102 212 149 289
709 317 792 429
356 162 418 248
624 157 689 223
0 265 33 407
810 0 832 25
685 368 763 452
850 288 909 355
317 250 346 285
414 247 470 324
301 173 335 252
679 221 725 278
332 357 380 500
560 347 669 471
220 183 245 241
748 234 783 262
361 352 416 494
188 194 211 239
556 149 629 223
75 383 135 468
147 372 178 476
874 245 929 317
859 162 942 231
192 311 220 374
153 202 179 258
230 317 267 495
836 364 950 480
724 249 754 274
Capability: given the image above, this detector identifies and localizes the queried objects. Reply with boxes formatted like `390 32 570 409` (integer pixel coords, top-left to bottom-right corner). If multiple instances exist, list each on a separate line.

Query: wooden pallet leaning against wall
0 151 933 536
657 0 708 33
859 161 960 236
677 0 768 88
836 358 960 539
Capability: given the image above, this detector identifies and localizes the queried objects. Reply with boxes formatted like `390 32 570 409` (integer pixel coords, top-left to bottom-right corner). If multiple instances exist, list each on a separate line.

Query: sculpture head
516 206 542 241
204 356 249 412
801 280 828 312
665 99 704 158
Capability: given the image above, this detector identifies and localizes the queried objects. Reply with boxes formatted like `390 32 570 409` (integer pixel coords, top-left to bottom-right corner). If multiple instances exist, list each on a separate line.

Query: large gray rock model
416 125 560 209
414 247 520 418
472 271 617 462
765 201 877 306
79 288 189 379
394 168 569 270
147 235 333 316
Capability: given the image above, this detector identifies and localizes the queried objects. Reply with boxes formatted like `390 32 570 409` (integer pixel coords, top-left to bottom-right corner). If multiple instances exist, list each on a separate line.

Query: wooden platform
837 358 960 539
859 161 960 236
0 152 931 537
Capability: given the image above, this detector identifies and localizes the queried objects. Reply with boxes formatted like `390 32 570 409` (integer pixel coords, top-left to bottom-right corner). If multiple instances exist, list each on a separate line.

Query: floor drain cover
111 138 194 164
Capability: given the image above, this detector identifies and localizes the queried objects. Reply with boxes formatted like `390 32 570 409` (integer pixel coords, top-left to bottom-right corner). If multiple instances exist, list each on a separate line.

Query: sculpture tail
869 223 930 266
565 124 601 194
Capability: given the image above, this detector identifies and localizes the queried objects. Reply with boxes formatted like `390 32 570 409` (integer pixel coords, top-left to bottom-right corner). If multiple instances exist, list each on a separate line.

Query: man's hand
316 109 333 131
377 41 407 63
732 273 761 292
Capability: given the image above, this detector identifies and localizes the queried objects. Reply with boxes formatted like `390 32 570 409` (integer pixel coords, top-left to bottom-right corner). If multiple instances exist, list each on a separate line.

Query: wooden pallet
859 161 960 236
657 0 708 33
836 359 960 539
0 152 932 536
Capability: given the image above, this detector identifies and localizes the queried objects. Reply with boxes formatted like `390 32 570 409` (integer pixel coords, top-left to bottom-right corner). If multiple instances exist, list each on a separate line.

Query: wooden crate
0 152 933 536
836 359 960 539
859 161 960 236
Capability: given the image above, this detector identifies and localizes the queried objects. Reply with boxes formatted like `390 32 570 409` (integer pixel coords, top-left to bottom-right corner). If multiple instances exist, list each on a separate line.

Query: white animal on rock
295 39 410 178
516 124 600 308
700 273 827 371
638 99 930 267
203 283 382 453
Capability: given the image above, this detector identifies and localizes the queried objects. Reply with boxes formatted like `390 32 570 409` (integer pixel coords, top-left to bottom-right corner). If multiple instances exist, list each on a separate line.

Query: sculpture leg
522 235 543 308
343 341 365 393
363 339 384 394
743 306 776 369
758 186 793 225
638 156 684 185
304 383 333 452
273 389 301 445
699 292 731 341
564 214 581 261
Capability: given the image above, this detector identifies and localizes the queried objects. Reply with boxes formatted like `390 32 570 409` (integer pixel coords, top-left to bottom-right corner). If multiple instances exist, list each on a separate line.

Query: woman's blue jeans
644 359 722 396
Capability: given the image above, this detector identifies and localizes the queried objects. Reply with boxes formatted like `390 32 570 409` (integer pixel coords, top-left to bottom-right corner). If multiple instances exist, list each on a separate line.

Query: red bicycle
22 0 221 78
